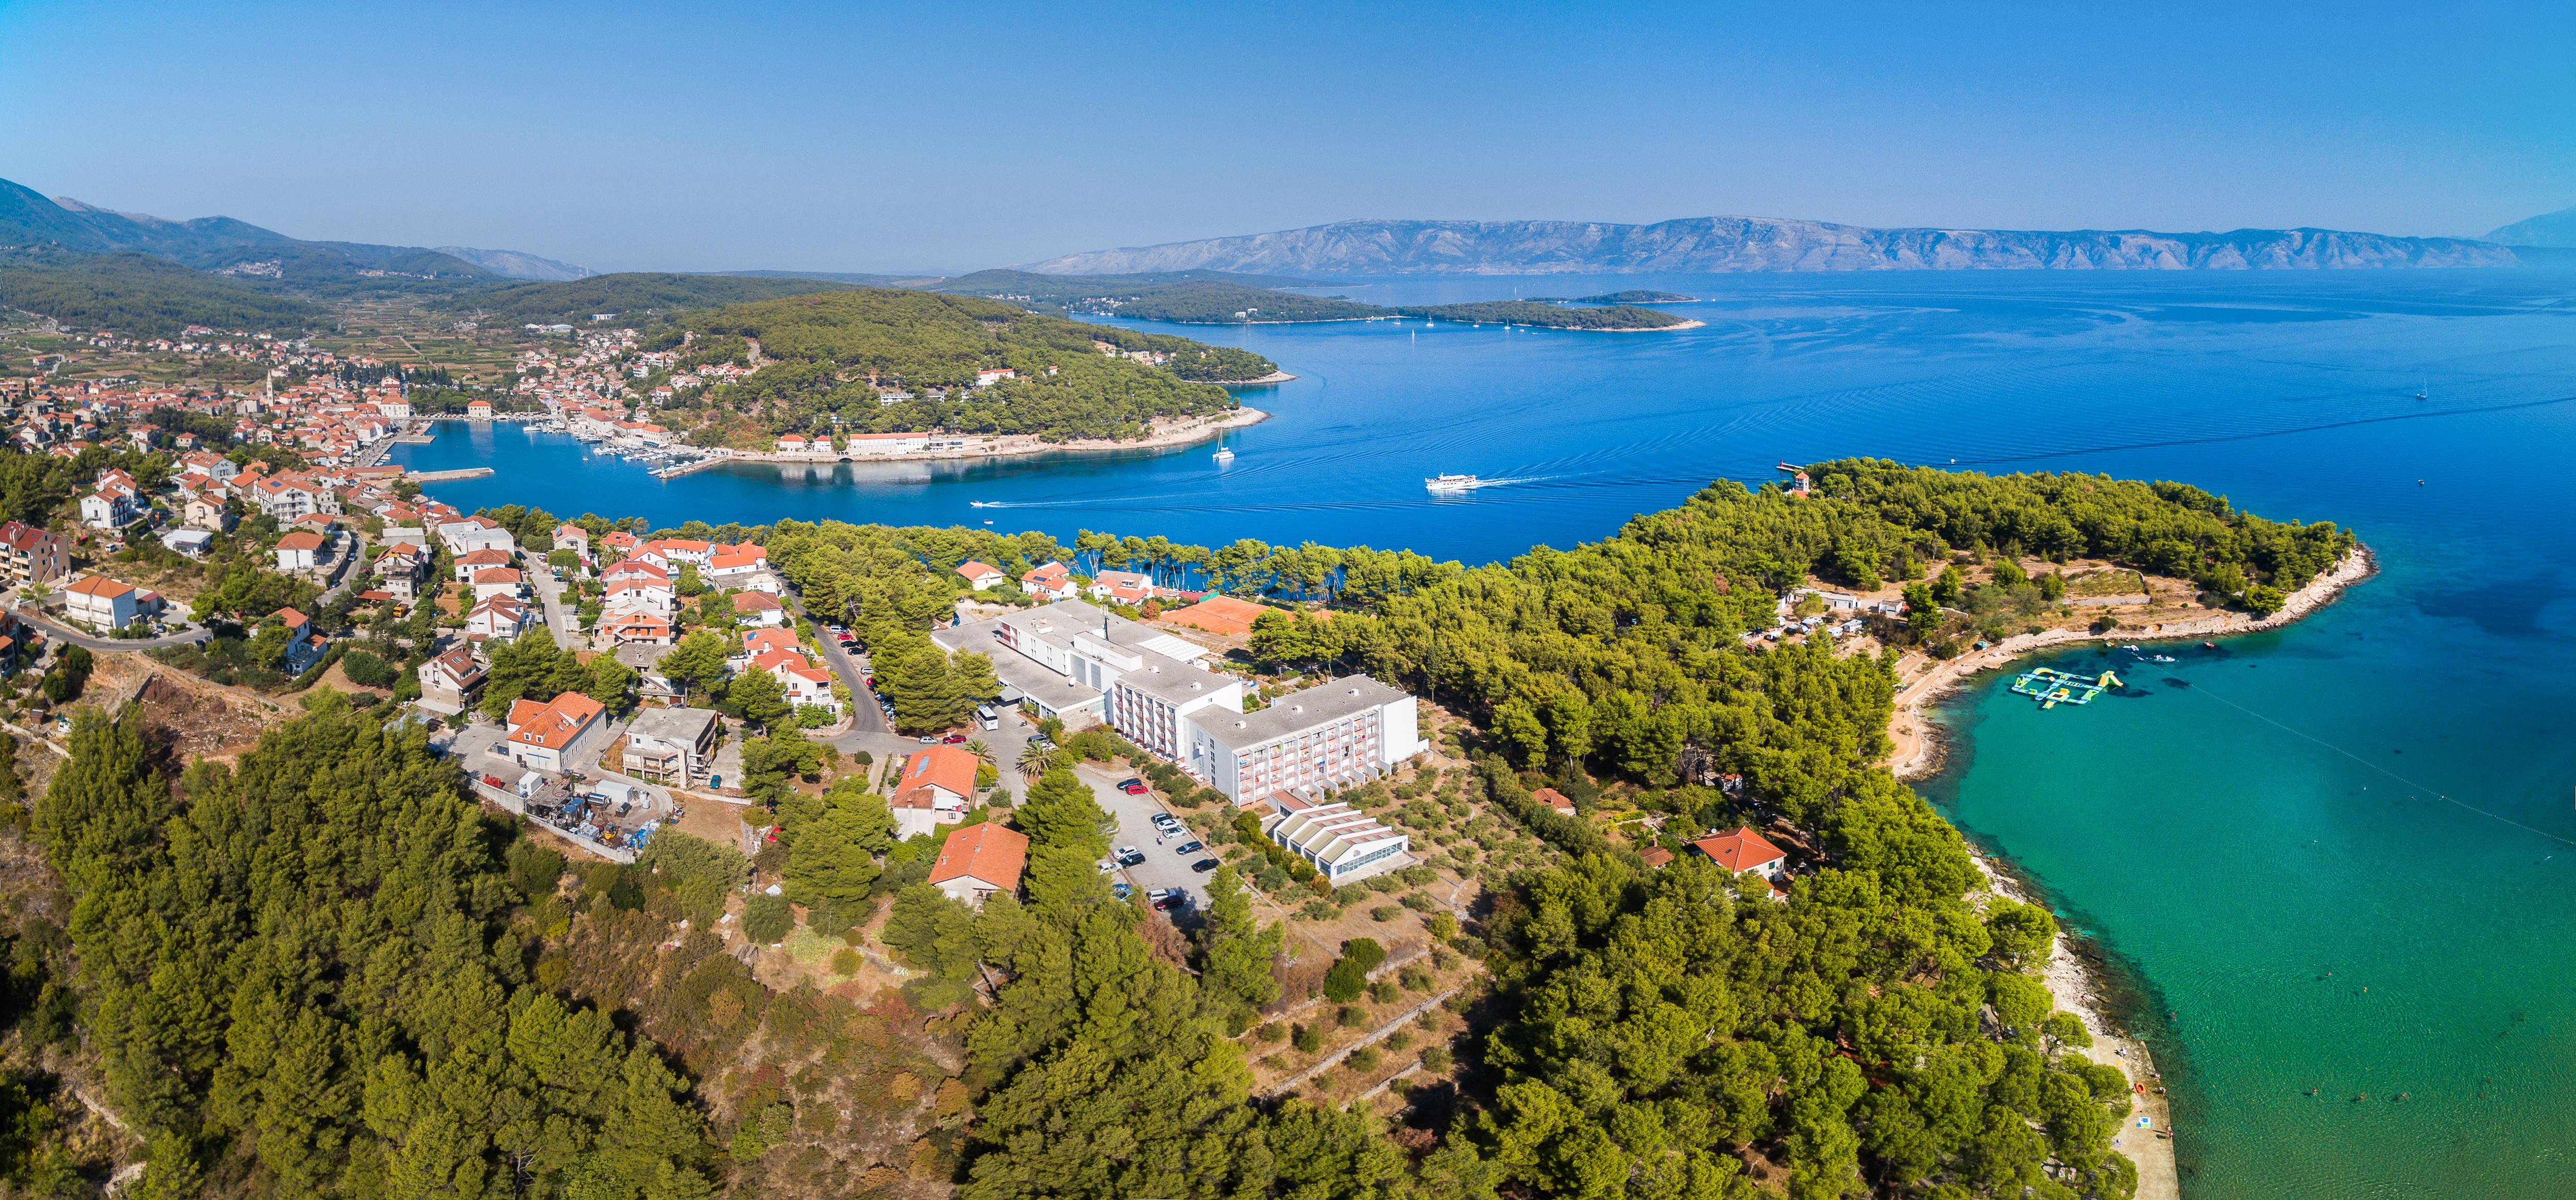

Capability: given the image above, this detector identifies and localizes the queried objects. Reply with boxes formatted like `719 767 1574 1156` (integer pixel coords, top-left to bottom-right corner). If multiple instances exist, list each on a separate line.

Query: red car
941 733 968 744
1118 778 1148 795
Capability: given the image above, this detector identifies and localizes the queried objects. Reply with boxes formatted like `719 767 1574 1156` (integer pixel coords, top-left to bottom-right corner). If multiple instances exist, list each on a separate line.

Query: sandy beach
1893 546 2374 1200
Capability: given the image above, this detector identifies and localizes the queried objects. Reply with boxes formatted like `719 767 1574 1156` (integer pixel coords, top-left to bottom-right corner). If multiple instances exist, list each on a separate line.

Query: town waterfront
398 269 2576 1195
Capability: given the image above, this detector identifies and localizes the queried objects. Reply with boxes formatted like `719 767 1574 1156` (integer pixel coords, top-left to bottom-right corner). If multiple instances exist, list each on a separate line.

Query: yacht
1425 473 1482 494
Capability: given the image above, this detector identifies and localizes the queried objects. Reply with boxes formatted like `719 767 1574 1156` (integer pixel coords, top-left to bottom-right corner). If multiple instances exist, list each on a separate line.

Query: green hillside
674 289 1274 443
447 272 868 325
947 268 1692 330
0 248 331 336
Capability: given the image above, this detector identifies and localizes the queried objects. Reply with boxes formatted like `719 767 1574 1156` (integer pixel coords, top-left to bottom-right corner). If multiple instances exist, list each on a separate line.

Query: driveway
1080 763 1214 910
317 531 371 604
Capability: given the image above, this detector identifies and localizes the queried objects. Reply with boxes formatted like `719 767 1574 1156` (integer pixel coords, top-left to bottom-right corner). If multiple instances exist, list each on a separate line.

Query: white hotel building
938 599 1428 806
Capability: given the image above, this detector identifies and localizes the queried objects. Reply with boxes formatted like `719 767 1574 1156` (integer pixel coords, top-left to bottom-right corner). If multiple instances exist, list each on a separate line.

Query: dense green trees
37 700 718 1198
684 289 1247 443
480 629 635 717
0 247 329 336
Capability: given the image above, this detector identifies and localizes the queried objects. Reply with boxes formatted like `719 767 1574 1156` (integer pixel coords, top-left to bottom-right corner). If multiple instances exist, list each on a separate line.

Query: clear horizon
2 0 2567 275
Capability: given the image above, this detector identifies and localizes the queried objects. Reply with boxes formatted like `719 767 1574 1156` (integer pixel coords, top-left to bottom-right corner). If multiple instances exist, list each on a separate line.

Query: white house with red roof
64 575 141 630
955 561 1008 590
705 542 768 583
731 590 785 627
890 745 979 839
453 547 515 581
273 607 327 674
465 594 534 641
504 692 605 773
416 645 485 715
276 530 329 573
1021 561 1077 600
1088 570 1154 606
553 523 591 564
1689 828 1787 882
470 567 525 602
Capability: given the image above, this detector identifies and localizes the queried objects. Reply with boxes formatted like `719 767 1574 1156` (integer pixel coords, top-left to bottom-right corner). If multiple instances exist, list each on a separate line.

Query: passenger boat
1425 474 1482 494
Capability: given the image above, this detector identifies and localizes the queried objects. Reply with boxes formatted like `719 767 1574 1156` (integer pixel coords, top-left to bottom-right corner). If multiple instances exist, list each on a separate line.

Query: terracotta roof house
1638 847 1675 868
1690 828 1787 881
890 745 979 839
928 822 1028 907
955 561 1008 590
1531 786 1575 817
1020 561 1077 600
731 590 785 626
504 692 605 773
273 529 325 571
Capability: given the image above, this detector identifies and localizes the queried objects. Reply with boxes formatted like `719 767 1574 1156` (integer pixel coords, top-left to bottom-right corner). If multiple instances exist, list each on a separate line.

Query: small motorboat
1426 474 1483 494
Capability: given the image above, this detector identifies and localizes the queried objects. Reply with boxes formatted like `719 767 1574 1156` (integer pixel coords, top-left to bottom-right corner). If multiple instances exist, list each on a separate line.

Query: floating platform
2011 667 2122 708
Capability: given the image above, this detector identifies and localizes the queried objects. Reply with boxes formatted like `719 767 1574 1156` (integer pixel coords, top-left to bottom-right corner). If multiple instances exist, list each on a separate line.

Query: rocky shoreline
1889 546 2375 780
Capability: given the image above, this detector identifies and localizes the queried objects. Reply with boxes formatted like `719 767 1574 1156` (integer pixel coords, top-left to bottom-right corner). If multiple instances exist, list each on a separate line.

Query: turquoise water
399 270 2576 1195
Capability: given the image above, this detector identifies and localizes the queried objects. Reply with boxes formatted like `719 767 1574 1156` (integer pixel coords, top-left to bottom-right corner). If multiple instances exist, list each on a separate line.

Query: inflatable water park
2011 667 2123 709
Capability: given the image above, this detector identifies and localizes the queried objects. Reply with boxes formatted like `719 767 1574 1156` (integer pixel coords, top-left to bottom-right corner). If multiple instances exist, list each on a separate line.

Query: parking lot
1081 763 1216 911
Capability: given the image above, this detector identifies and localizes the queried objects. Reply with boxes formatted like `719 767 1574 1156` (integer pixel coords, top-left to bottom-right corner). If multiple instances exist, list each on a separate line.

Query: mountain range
2484 205 2576 250
1023 216 2537 276
0 176 588 281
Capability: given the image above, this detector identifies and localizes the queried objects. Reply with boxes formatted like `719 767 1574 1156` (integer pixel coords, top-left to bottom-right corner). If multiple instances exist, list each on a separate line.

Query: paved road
8 606 209 652
316 531 371 604
521 550 583 643
1081 763 1214 910
777 587 890 738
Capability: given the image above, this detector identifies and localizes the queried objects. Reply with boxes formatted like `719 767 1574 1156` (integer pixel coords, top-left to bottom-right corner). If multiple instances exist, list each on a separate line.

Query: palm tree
965 738 993 764
1016 740 1059 779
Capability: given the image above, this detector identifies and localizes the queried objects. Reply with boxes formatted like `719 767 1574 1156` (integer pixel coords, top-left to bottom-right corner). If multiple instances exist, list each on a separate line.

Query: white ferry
1425 474 1482 494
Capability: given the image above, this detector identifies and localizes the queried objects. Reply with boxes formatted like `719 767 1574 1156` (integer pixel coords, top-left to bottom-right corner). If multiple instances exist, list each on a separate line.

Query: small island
1530 289 1697 304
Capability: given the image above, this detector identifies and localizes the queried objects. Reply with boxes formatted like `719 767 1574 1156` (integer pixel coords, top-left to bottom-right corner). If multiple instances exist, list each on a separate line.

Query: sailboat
1213 446 1234 464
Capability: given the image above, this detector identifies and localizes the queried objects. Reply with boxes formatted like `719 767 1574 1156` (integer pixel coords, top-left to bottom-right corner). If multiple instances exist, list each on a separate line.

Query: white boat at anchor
1425 473 1483 494
1213 447 1235 463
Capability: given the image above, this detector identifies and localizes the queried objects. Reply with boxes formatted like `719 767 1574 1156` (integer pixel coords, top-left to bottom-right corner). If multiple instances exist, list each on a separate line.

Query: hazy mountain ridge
0 175 594 281
1026 216 2531 275
2484 205 2576 249
434 246 594 280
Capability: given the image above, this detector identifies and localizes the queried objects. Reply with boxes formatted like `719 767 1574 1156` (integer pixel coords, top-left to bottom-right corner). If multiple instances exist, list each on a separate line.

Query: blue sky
2 0 2567 273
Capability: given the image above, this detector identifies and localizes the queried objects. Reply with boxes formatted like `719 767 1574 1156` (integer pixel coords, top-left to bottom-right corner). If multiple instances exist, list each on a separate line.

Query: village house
470 567 524 603
0 522 69 587
955 561 1008 590
890 745 980 839
602 611 674 646
64 575 142 630
273 530 325 572
415 645 485 715
465 594 534 641
730 590 785 627
453 547 515 581
927 822 1027 907
504 692 604 773
621 706 720 787
1690 827 1788 883
553 523 590 564
1088 569 1155 606
1020 561 1078 600
273 607 327 674
77 487 135 531
183 494 232 531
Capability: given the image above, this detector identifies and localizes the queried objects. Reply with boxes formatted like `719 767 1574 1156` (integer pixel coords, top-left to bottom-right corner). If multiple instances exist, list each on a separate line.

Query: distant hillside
0 247 331 336
724 269 948 287
1025 216 2532 276
924 269 1688 329
435 246 593 280
663 289 1276 444
444 273 868 325
2484 205 2576 249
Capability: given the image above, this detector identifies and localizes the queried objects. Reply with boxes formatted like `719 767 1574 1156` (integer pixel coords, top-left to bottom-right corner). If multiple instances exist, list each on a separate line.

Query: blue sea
398 268 2576 1196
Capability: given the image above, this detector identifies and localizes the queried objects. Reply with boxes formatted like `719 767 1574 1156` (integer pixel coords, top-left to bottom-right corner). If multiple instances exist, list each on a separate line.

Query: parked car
917 735 936 744
1172 840 1204 855
1115 846 1146 867
1096 858 1115 874
1150 813 1183 832
941 732 968 744
1119 778 1148 795
1191 858 1220 873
